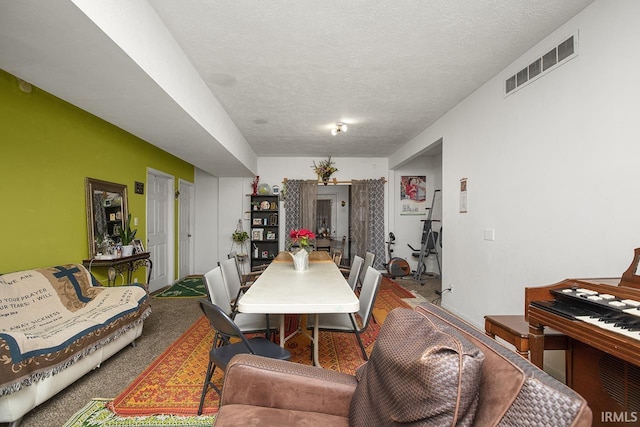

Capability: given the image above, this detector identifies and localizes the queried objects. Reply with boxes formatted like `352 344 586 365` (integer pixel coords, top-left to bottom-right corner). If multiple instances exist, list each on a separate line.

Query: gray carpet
10 275 440 427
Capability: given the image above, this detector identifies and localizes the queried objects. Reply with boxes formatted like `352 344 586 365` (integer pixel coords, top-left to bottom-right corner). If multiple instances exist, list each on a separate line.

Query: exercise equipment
384 232 411 278
407 190 441 282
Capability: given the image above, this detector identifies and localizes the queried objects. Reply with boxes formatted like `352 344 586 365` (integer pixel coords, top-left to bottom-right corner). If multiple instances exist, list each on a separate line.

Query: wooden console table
83 252 152 286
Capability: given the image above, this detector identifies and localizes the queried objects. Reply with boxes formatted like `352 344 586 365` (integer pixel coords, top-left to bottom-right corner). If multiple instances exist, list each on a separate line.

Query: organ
525 248 640 427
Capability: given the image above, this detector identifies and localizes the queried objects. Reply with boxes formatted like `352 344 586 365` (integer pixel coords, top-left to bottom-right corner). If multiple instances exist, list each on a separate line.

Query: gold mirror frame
85 178 129 258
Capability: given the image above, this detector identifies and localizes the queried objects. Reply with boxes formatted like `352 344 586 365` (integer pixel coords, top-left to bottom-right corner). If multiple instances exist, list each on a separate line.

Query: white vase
289 249 309 271
121 245 134 257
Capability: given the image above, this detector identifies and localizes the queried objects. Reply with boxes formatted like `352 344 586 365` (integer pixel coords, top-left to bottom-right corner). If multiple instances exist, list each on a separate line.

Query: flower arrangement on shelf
289 228 316 252
312 156 338 185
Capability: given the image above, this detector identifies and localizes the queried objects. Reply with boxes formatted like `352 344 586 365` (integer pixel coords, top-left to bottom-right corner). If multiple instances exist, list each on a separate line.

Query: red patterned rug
110 284 413 417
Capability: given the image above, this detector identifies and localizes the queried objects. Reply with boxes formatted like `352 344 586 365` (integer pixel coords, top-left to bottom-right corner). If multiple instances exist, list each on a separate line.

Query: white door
147 170 173 292
178 179 195 278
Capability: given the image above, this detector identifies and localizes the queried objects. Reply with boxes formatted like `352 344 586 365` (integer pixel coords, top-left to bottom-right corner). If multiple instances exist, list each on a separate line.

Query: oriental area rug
107 277 413 418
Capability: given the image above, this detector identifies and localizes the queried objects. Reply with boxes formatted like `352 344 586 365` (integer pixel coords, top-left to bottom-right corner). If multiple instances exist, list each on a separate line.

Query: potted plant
232 230 249 245
119 213 137 257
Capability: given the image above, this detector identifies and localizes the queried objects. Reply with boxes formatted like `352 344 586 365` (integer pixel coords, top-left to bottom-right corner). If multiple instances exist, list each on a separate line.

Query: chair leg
349 315 368 361
198 361 220 415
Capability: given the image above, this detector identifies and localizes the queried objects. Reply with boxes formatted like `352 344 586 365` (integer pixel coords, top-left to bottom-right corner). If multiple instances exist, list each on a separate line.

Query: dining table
237 251 359 368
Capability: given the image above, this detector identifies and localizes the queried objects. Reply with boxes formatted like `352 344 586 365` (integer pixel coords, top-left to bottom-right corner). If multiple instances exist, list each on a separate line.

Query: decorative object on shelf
251 176 260 196
312 156 338 185
257 183 271 195
272 185 280 195
289 248 309 271
330 122 348 136
119 213 137 257
132 238 145 254
260 200 271 210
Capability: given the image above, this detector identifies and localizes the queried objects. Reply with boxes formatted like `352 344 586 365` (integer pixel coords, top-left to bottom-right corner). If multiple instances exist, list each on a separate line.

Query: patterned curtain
284 180 317 249
284 180 302 249
351 179 385 269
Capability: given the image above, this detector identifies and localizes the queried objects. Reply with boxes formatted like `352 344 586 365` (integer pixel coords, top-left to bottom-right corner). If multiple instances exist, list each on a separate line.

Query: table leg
313 313 321 368
279 315 286 347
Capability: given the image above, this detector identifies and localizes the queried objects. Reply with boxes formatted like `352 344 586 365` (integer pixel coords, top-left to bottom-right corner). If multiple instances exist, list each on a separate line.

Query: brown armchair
213 302 591 426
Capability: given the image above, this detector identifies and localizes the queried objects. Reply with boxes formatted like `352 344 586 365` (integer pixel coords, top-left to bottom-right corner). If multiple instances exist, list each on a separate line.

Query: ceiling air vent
505 34 577 95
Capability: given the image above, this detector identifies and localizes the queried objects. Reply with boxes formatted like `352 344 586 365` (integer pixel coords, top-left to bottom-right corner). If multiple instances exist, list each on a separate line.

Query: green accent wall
0 69 194 282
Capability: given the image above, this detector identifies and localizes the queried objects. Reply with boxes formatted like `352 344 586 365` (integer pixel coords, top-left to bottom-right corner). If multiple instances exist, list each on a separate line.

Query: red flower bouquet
290 228 316 251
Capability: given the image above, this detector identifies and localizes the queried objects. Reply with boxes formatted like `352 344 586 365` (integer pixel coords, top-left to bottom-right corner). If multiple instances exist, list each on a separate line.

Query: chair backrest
203 266 233 315
359 251 376 285
331 248 343 265
198 299 255 352
347 255 364 291
356 266 382 331
219 257 243 306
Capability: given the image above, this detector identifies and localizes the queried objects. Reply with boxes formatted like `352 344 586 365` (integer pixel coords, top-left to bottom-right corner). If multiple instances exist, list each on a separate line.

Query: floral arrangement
290 228 316 250
312 156 338 184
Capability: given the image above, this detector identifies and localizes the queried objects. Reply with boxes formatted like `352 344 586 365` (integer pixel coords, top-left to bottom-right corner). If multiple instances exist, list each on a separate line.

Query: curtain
284 180 317 248
300 180 317 233
350 179 385 269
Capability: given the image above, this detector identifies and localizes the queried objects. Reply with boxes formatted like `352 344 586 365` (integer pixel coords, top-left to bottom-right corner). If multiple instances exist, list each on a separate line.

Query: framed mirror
85 177 129 258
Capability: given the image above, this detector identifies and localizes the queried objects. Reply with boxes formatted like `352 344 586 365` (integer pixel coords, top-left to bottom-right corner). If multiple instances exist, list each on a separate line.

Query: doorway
317 185 349 261
146 169 175 293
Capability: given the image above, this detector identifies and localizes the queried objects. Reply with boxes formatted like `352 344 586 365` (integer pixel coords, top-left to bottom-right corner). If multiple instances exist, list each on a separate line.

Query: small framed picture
133 239 145 254
252 228 264 240
252 218 263 225
266 230 276 240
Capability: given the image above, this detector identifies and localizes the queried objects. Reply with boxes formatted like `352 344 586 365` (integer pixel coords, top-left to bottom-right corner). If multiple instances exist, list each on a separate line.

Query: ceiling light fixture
331 122 348 136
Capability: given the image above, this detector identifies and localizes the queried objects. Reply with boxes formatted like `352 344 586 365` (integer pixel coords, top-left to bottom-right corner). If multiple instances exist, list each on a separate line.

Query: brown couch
213 302 592 426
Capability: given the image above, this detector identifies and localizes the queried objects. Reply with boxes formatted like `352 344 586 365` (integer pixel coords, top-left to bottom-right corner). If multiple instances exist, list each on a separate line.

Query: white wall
194 168 219 273
393 0 640 327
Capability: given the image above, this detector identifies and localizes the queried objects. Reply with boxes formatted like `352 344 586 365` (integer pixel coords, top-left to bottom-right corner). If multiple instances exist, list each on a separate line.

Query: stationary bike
384 232 411 278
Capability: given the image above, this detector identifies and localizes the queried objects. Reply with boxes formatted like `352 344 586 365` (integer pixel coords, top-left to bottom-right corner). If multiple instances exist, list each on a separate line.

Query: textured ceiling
147 0 594 157
0 0 595 176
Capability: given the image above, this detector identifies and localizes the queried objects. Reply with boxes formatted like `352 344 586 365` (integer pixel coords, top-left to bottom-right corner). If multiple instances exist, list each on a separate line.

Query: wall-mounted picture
400 175 427 215
132 239 145 254
252 228 264 240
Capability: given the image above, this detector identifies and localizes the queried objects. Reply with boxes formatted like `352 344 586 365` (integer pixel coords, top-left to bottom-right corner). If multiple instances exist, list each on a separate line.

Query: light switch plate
484 228 495 241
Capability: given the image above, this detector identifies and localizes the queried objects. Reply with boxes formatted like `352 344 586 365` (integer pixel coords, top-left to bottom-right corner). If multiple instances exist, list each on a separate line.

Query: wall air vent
505 34 577 95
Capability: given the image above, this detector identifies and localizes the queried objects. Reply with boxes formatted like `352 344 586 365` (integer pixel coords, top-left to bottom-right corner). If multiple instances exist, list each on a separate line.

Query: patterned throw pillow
349 308 484 426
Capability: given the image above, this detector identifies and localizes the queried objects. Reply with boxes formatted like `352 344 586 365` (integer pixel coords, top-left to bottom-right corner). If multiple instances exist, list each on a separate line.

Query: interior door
147 170 172 292
178 179 194 278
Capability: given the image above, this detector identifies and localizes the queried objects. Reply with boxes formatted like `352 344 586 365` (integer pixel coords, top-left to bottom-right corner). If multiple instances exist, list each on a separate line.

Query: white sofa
0 264 151 426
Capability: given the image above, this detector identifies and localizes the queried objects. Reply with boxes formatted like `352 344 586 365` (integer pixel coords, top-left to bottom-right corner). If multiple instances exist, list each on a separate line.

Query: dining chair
331 248 343 266
307 266 382 361
203 266 280 338
197 299 291 415
358 251 376 289
227 252 262 287
218 257 252 312
345 255 364 291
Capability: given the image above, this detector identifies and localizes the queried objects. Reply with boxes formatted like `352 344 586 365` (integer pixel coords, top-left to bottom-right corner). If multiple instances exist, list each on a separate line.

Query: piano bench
484 314 567 359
